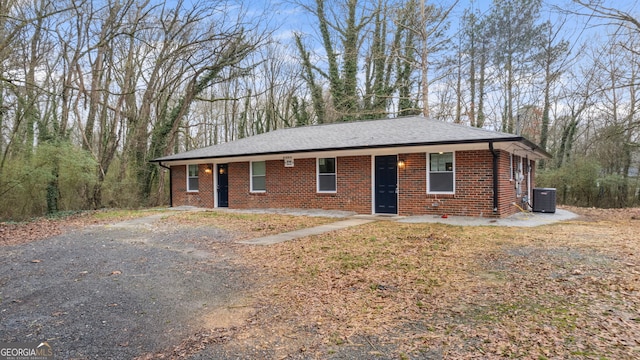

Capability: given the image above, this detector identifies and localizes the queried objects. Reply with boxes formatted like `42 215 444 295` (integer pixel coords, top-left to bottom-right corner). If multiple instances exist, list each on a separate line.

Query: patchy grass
165 210 336 240
89 208 166 220
241 208 640 358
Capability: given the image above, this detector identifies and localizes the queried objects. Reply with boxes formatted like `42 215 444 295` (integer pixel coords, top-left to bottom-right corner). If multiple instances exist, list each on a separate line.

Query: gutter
489 142 499 213
158 162 172 208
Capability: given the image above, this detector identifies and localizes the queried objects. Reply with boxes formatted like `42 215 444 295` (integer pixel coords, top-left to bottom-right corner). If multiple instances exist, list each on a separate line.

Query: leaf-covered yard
3 208 639 358
239 207 640 359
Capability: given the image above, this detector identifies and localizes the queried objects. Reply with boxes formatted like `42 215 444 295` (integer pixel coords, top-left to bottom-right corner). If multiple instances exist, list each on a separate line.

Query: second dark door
217 164 228 208
374 155 398 214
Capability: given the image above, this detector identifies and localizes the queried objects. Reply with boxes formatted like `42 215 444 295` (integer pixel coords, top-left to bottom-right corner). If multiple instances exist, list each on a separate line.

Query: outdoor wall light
397 160 406 169
219 166 226 175
204 165 213 174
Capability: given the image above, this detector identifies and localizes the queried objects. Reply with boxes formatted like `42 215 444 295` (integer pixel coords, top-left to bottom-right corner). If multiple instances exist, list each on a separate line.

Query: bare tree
535 19 570 152
295 0 376 122
415 0 457 118
141 2 266 204
572 1 640 50
487 0 545 134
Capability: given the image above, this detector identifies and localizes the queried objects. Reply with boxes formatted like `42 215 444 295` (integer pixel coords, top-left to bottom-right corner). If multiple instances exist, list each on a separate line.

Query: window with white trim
187 164 199 192
317 158 336 192
428 152 455 193
251 161 266 192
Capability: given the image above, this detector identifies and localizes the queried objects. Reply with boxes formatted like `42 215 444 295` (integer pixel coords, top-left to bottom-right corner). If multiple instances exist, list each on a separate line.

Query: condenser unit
533 188 556 213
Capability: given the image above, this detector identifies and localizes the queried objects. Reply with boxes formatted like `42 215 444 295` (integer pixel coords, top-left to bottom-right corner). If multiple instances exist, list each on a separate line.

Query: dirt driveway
0 214 253 359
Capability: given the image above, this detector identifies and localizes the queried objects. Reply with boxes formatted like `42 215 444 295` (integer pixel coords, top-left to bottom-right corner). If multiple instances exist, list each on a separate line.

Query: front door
217 164 228 208
375 155 398 214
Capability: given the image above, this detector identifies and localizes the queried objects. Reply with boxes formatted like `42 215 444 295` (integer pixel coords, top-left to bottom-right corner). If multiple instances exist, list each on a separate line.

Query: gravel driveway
0 214 252 359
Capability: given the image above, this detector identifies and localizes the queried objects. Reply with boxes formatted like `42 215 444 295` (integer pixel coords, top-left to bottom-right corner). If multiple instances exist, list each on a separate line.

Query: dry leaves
0 210 165 247
134 327 238 360
0 218 71 246
240 207 640 358
3 207 639 358
165 211 335 240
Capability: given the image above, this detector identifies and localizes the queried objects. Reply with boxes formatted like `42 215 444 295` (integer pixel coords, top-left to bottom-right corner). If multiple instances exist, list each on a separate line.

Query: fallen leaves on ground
4 206 640 358
0 210 166 246
240 207 640 358
134 327 239 360
164 211 336 240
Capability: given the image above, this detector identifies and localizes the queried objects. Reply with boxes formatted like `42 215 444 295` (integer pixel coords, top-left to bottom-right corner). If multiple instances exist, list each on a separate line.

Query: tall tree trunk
316 0 344 119
541 71 551 150
295 34 326 123
477 41 487 128
619 64 637 206
83 44 106 151
454 40 462 124
340 0 359 121
507 55 514 133
468 19 476 127
419 0 432 117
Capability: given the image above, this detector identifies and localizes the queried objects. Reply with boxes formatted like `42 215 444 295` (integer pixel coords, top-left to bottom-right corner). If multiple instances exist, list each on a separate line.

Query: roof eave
518 138 552 159
151 136 544 164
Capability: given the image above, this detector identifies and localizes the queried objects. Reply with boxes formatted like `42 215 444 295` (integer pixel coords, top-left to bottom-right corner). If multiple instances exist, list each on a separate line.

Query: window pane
319 174 336 191
430 173 453 192
430 154 441 171
252 161 265 176
319 158 335 174
430 153 453 172
188 177 199 191
188 164 199 177
187 165 199 191
252 175 265 191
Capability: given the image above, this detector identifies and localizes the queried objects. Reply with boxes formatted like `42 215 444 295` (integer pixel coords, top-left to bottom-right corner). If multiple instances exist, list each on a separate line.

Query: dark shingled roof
153 116 548 162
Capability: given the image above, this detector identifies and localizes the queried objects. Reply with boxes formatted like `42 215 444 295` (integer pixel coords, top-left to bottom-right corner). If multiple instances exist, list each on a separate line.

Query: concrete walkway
168 206 580 246
238 218 376 245
398 208 579 227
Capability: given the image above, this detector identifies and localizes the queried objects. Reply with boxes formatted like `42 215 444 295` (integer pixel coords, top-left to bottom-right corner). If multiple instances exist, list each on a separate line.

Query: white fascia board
493 142 547 160
159 141 543 166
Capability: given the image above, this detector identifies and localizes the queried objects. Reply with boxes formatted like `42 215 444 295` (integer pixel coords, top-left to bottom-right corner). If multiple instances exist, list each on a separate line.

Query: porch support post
159 162 173 207
489 142 499 213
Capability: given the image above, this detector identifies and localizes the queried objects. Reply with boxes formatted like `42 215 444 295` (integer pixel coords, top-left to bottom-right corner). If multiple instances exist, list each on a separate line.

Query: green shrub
0 142 97 220
537 158 638 208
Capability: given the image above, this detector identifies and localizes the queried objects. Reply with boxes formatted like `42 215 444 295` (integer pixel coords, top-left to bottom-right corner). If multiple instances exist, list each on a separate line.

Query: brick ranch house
152 116 550 218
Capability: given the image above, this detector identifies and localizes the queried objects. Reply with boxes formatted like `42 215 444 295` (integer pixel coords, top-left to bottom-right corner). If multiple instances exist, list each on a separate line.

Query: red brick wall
171 164 214 208
397 150 537 217
497 151 517 217
499 151 536 216
495 152 538 217
228 156 371 214
399 150 496 217
169 151 535 218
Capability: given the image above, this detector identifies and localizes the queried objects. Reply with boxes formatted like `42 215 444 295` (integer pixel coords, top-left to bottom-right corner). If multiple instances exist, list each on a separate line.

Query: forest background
0 0 638 220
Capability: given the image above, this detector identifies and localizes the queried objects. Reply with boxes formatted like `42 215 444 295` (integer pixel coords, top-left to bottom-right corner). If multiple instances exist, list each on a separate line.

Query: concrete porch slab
397 208 579 227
